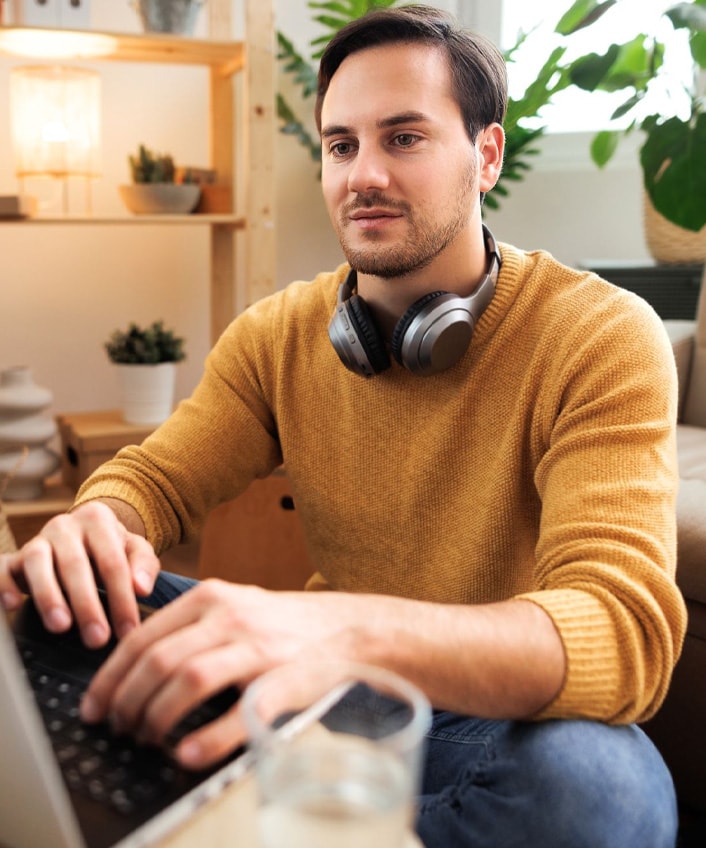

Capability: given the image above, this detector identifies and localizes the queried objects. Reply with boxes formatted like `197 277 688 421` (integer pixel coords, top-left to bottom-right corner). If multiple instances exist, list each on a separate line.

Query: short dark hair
315 4 507 141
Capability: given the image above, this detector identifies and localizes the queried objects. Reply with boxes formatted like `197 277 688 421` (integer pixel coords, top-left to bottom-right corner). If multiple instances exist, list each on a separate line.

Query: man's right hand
0 500 160 648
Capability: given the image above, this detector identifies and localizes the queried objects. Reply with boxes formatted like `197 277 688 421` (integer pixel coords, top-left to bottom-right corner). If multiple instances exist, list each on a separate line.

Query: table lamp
9 65 102 214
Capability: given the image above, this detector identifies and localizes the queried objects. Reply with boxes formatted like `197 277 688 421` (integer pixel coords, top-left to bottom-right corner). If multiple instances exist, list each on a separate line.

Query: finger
42 522 112 648
125 534 160 598
175 701 247 770
137 639 248 749
114 615 238 742
0 552 27 611
85 527 149 641
15 536 74 634
81 589 208 724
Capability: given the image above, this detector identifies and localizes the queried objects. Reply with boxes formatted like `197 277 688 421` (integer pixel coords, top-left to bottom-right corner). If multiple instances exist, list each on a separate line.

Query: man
0 6 686 846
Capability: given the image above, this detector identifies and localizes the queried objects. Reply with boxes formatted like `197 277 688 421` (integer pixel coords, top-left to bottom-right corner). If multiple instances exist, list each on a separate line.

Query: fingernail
83 621 109 648
80 694 101 723
178 739 202 767
135 569 153 595
1 591 21 611
46 606 72 633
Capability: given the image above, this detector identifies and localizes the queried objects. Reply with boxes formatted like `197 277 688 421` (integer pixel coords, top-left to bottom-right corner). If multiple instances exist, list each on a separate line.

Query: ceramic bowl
119 183 201 215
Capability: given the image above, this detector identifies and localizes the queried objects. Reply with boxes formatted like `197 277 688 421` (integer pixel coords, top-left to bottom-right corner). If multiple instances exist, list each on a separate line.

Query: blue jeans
148 574 678 848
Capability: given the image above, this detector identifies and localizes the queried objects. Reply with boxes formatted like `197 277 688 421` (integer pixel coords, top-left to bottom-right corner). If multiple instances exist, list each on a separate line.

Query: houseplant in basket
119 144 200 215
105 321 186 425
578 0 706 262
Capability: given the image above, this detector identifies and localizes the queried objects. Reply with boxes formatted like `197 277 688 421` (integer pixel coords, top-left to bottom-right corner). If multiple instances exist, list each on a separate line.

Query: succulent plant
105 321 186 364
128 144 176 184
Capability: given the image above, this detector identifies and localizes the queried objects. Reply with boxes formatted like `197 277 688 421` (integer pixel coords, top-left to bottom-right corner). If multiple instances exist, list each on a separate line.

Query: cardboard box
56 410 154 491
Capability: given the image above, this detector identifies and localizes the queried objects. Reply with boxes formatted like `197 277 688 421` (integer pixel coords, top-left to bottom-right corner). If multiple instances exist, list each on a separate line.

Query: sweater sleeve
73 297 285 552
517 281 687 724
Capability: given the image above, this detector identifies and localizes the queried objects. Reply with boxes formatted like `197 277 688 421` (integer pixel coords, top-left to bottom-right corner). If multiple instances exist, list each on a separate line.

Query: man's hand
0 500 160 647
79 579 371 768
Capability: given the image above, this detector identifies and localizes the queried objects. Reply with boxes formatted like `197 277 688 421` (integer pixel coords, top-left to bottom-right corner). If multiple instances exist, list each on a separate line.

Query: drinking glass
241 661 431 848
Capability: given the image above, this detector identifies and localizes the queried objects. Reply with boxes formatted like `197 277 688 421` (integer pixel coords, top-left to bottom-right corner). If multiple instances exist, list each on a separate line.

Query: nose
347 144 390 194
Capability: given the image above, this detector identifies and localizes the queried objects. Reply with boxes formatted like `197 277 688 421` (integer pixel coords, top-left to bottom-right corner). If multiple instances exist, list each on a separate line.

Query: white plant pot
115 362 177 426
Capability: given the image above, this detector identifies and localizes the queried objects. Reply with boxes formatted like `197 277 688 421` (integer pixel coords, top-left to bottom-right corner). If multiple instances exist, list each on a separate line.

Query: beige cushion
677 477 706 605
683 267 706 426
664 321 695 422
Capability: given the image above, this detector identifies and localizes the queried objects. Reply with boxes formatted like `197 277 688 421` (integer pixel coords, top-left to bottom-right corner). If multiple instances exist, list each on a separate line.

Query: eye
329 141 356 158
393 133 419 148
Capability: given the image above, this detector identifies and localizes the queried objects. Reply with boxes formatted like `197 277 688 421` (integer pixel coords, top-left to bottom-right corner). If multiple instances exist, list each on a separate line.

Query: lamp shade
10 66 101 178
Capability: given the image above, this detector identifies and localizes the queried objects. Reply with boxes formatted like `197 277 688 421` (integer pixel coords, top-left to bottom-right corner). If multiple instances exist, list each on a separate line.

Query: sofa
642 267 706 814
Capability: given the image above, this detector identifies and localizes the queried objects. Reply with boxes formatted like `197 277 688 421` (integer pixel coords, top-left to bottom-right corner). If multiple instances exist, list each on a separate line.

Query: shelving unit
0 0 276 345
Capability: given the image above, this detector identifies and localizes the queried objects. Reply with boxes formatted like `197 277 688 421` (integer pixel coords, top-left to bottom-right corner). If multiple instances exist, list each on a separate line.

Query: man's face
320 42 482 279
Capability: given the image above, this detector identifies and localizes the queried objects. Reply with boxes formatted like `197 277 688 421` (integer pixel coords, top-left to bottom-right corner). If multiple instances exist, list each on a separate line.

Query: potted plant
119 143 200 215
575 0 706 261
105 321 186 425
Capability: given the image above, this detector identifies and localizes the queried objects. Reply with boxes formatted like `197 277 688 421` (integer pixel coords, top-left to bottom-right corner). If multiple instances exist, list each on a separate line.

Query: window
501 0 693 133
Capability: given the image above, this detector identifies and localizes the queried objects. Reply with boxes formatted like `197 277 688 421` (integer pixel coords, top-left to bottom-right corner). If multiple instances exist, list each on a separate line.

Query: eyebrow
321 111 431 139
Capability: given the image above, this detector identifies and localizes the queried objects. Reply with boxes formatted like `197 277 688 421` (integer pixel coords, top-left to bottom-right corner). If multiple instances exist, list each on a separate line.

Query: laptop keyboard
19 643 240 818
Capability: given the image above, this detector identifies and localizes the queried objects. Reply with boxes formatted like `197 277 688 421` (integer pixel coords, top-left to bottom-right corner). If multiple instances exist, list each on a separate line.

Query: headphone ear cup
390 291 446 366
347 294 391 374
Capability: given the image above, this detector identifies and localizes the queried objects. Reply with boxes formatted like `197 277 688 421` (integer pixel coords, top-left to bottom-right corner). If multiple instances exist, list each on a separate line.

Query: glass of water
241 661 431 848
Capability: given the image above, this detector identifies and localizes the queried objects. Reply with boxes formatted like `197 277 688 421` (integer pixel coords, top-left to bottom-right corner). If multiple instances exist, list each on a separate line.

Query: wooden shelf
0 27 245 74
0 1 276 345
0 214 246 228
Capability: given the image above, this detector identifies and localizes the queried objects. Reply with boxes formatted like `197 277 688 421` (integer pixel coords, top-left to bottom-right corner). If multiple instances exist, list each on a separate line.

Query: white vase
0 366 60 500
0 365 53 414
0 447 61 500
116 362 177 426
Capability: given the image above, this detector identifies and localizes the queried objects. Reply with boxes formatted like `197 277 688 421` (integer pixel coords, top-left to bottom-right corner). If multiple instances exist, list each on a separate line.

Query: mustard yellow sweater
77 243 687 724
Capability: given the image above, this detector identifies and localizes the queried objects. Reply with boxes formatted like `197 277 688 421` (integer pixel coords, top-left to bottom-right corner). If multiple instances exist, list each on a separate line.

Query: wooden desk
154 771 423 847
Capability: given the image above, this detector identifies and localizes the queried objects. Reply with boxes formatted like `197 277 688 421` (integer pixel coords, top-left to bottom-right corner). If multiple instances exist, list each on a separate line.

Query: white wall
0 0 653 423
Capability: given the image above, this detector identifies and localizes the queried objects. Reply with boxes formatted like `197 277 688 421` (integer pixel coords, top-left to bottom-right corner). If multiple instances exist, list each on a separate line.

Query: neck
356 225 492 339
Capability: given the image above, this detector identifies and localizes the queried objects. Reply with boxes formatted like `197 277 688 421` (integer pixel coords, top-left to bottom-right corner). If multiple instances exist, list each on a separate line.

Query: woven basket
644 193 706 265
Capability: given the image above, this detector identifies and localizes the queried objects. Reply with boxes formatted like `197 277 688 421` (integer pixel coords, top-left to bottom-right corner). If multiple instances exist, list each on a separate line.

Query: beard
334 161 476 279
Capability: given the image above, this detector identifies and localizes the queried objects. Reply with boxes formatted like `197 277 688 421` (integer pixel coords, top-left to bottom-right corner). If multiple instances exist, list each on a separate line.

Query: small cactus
128 144 176 184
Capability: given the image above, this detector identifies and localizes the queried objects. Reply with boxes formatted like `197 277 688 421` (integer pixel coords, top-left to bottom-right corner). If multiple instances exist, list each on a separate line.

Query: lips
349 208 400 220
348 208 404 231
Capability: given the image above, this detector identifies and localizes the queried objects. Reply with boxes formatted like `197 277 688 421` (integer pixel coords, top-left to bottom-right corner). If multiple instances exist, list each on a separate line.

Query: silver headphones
328 225 500 377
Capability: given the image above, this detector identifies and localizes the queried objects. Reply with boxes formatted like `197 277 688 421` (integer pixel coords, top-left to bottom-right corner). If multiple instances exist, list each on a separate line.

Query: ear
477 123 505 192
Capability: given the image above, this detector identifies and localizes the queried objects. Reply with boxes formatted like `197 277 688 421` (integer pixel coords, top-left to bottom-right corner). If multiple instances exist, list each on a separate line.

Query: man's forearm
354 595 566 719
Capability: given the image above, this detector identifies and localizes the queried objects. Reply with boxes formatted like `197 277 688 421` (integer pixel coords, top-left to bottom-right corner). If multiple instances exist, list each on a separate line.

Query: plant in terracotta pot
105 321 186 425
575 0 706 261
119 144 200 215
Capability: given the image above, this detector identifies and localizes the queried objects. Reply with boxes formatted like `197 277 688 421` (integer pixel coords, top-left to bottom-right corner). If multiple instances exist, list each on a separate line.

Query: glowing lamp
9 65 102 211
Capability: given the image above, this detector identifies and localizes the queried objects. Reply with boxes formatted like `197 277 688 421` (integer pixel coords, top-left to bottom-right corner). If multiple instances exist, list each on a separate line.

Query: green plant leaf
665 2 706 33
277 94 321 163
641 111 706 231
590 130 620 166
555 0 617 35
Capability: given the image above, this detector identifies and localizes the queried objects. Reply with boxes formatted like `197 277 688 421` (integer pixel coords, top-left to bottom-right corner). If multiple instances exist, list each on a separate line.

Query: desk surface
154 770 424 847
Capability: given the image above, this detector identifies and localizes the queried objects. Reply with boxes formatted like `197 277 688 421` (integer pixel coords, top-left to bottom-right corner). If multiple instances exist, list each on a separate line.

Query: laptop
0 597 252 848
